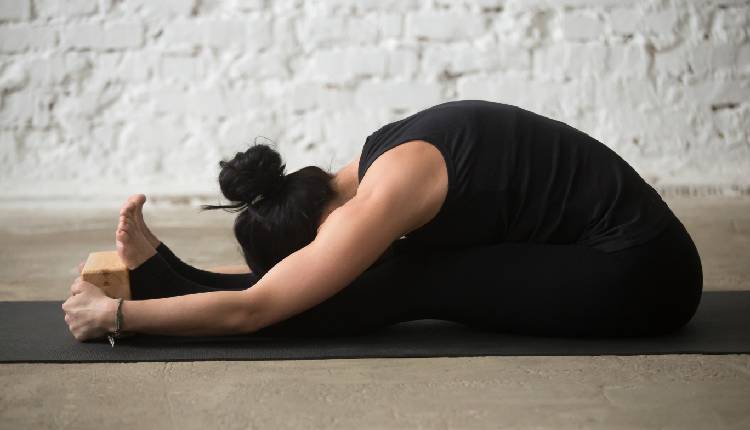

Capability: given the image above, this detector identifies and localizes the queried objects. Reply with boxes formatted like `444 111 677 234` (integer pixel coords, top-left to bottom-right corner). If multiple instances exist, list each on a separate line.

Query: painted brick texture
0 0 748 201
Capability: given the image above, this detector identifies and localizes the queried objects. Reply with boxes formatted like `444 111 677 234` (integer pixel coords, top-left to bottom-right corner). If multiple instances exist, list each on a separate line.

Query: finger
77 261 85 274
71 280 86 295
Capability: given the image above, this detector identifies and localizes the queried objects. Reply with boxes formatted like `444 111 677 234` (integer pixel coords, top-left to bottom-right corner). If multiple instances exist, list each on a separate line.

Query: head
202 143 336 276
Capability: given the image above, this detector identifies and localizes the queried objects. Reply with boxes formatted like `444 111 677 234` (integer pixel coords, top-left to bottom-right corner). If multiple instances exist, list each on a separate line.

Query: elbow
232 289 265 335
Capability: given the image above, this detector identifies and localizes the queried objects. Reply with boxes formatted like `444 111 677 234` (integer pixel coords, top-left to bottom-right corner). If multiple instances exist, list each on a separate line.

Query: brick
456 74 595 114
0 61 26 90
424 43 530 78
297 15 379 48
313 0 420 14
322 110 384 157
562 12 604 41
386 48 418 79
534 43 607 81
0 0 30 21
26 55 68 85
347 16 380 44
117 52 156 81
282 82 323 112
597 79 660 111
62 22 144 50
654 44 689 77
20 127 60 150
272 16 297 52
602 106 691 145
276 82 353 113
688 42 747 76
641 9 679 36
159 55 206 81
0 130 18 165
0 91 32 126
354 81 442 111
711 103 750 143
119 118 188 154
607 43 649 78
687 80 750 106
151 85 264 117
739 44 750 68
234 0 264 11
544 0 624 6
35 0 97 18
125 0 194 17
376 13 403 39
202 20 255 49
284 111 325 153
406 11 485 41
161 19 272 52
709 43 746 70
711 7 749 43
304 47 387 83
316 86 356 111
609 8 640 35
0 26 57 53
218 113 278 153
158 21 197 52
295 16 347 48
231 50 289 80
56 84 122 120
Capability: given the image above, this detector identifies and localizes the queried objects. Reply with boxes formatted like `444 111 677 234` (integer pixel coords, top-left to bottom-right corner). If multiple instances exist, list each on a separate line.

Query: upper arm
241 140 449 331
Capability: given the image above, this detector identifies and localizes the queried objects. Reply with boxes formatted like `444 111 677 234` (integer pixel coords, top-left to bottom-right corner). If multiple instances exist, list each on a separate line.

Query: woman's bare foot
120 194 160 249
116 209 157 270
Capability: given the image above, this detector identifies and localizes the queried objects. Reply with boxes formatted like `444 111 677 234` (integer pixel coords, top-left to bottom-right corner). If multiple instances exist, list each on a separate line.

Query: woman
62 100 703 341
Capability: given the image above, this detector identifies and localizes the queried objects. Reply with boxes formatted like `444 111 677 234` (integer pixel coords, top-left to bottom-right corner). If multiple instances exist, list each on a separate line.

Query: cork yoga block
81 251 131 300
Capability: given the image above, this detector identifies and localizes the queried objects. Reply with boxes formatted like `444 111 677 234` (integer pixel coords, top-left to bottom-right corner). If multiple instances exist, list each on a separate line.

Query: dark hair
202 143 336 276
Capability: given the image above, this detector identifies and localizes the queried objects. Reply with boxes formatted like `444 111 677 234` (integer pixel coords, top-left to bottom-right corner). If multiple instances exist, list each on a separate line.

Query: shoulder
356 139 449 234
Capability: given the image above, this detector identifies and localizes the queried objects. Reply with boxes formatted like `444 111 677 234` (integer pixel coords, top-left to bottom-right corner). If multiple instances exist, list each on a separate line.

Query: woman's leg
123 193 257 289
154 241 258 289
257 216 703 338
130 216 702 338
420 215 703 337
129 252 259 300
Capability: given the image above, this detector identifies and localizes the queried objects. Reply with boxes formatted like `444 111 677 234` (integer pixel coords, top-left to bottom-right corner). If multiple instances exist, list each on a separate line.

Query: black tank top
357 100 675 253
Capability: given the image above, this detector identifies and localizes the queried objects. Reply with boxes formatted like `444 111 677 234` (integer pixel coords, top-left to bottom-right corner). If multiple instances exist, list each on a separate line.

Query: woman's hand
62 276 117 342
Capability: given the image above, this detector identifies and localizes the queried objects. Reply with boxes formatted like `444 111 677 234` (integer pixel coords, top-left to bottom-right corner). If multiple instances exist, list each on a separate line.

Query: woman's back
358 100 674 253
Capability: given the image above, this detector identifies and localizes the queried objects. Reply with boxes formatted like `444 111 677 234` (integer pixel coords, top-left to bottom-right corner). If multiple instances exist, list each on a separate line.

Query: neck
318 161 358 229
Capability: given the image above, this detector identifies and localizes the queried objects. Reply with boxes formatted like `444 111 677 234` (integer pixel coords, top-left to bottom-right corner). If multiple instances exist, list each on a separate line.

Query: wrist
102 297 119 332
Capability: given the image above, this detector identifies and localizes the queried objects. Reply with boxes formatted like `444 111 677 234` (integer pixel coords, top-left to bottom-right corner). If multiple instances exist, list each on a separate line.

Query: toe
119 199 132 216
128 194 146 208
116 228 127 242
121 201 135 216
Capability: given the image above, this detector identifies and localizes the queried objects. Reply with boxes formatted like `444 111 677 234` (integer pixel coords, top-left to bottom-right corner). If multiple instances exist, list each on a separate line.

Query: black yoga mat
1 291 748 363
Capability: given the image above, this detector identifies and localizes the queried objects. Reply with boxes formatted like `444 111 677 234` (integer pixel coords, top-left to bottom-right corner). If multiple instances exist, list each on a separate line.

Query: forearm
116 290 258 336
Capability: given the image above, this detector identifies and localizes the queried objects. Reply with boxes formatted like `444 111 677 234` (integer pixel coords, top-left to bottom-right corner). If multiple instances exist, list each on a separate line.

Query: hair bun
218 143 286 206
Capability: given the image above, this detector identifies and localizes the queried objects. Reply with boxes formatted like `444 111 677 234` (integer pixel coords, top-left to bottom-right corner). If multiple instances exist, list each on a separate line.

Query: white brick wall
0 0 748 204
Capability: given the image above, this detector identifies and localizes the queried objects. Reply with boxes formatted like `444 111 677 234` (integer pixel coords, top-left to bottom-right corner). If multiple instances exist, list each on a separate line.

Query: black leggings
130 212 703 338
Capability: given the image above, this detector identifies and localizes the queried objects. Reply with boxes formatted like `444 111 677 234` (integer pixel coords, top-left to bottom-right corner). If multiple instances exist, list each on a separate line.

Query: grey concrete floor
1 197 749 429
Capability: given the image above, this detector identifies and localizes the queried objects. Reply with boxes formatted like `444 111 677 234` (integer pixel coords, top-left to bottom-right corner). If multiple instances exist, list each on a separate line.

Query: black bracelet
107 298 125 348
